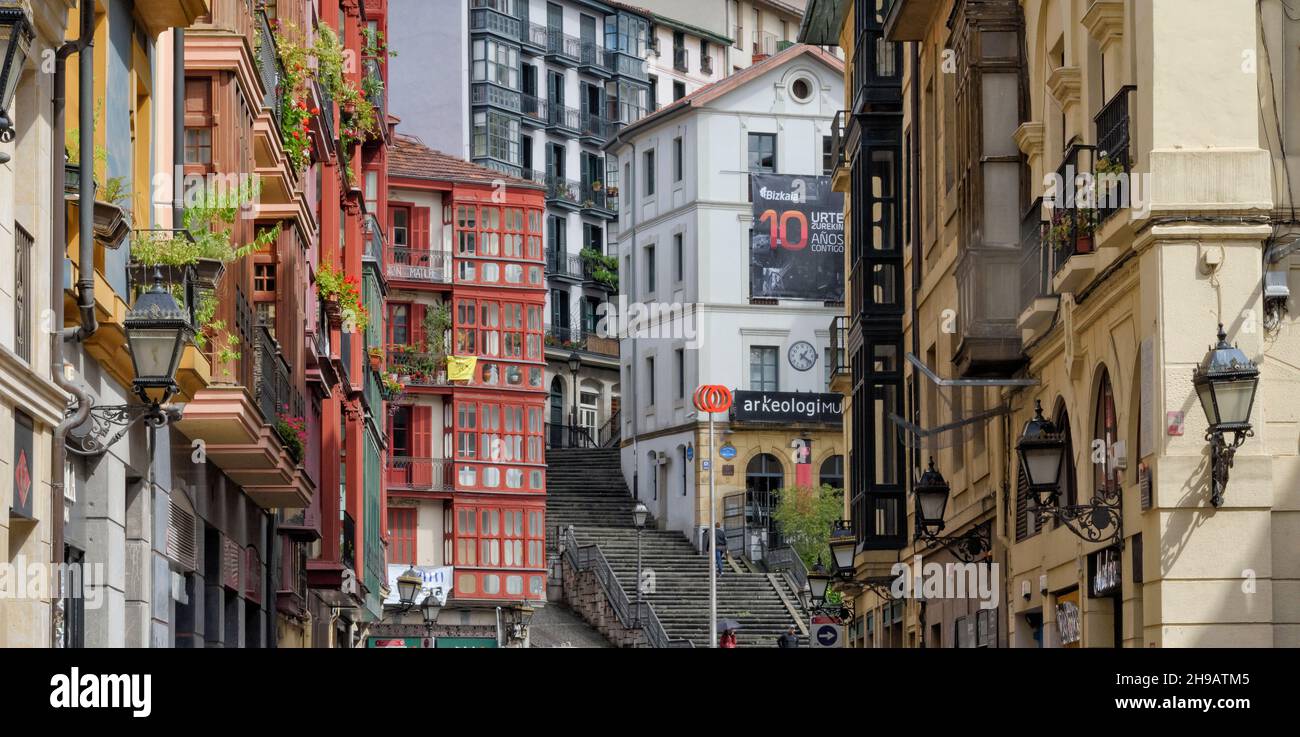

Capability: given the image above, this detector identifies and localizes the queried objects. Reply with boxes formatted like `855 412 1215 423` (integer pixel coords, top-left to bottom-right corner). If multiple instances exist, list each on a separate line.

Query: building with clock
604 44 846 559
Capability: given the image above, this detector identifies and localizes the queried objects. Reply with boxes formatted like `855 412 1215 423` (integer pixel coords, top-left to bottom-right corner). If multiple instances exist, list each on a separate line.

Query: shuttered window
389 507 417 567
166 498 198 572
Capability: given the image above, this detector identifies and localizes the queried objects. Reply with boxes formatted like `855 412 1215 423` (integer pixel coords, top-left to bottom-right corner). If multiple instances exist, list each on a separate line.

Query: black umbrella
718 619 742 632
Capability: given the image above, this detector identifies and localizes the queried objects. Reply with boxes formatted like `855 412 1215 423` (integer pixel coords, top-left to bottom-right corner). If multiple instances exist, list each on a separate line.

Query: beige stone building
808 0 1300 647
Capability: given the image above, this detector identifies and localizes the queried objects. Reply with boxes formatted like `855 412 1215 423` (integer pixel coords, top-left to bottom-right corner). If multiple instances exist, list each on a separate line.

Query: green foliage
580 248 619 290
131 179 280 266
422 302 452 355
770 484 845 570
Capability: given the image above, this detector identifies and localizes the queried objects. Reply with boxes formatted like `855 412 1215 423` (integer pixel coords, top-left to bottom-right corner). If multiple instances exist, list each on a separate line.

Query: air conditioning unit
655 451 669 465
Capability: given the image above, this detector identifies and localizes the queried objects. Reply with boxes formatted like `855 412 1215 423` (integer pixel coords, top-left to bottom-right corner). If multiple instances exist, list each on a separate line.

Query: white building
605 45 846 548
642 12 729 111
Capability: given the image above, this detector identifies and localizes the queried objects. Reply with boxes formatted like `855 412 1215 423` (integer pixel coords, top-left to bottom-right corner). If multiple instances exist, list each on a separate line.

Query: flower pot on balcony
193 258 226 290
1075 235 1094 254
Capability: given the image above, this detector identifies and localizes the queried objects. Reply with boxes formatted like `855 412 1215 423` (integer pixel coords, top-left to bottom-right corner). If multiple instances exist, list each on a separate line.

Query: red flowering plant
317 263 368 333
274 28 320 172
274 405 308 464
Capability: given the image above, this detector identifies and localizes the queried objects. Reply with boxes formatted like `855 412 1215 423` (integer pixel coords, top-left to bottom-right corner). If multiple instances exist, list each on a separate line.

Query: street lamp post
1015 400 1121 543
0 5 34 165
567 350 581 446
632 501 648 629
692 385 732 647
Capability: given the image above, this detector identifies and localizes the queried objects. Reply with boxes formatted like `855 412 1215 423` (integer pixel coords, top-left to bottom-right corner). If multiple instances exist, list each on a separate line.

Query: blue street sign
686 444 694 461
816 625 839 647
719 444 737 460
702 460 711 470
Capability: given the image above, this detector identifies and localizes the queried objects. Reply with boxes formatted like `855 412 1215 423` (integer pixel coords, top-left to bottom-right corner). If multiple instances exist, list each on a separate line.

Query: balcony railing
701 54 714 75
752 31 779 58
830 109 850 175
254 10 284 129
579 111 611 142
533 24 580 62
253 324 303 426
1094 85 1136 223
468 4 521 39
472 83 522 113
1018 198 1051 315
363 57 385 127
386 247 451 283
362 213 385 264
579 179 613 213
387 349 450 387
1047 144 1098 276
545 249 585 280
545 101 580 132
315 79 336 154
387 457 454 492
673 46 689 72
535 171 582 208
578 41 614 73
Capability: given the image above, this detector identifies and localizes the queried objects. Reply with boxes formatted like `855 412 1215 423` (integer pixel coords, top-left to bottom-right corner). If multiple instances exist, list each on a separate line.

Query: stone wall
559 554 644 648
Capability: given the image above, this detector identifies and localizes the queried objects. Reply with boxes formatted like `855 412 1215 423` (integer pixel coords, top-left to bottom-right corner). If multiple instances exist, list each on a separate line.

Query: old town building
809 0 1300 647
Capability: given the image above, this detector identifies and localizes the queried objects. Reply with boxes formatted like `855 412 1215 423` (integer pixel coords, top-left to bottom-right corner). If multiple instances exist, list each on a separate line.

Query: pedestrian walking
713 522 726 576
777 625 800 648
720 628 737 648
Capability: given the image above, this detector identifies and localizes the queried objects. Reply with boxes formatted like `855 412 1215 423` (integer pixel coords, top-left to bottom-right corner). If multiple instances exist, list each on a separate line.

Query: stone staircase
548 447 807 648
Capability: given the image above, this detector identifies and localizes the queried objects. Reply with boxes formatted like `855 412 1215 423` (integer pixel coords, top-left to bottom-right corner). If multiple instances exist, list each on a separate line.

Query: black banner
749 173 845 301
12 409 34 519
731 390 843 425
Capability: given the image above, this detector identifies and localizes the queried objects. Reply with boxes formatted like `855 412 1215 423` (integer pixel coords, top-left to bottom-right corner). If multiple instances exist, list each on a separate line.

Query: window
750 346 778 391
646 356 656 405
673 233 683 281
643 149 656 196
1093 370 1120 498
790 76 812 102
675 348 685 399
183 78 213 168
387 303 410 345
748 133 777 172
673 137 683 182
645 244 656 293
389 508 417 566
390 206 410 248
819 455 844 490
822 135 833 175
673 80 686 101
14 224 32 362
471 37 520 89
648 75 658 110
472 111 521 165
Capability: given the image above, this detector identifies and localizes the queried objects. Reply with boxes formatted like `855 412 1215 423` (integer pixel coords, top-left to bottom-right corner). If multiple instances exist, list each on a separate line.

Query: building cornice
0 348 69 428
1082 0 1125 52
1014 121 1045 158
1046 65 1082 109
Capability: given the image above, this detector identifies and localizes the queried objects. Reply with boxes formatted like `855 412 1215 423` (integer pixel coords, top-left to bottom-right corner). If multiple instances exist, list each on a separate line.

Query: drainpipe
74 0 97 340
174 27 184 227
49 0 96 647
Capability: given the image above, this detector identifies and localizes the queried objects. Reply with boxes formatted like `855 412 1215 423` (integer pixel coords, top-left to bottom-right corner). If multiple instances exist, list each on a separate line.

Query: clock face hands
788 340 817 371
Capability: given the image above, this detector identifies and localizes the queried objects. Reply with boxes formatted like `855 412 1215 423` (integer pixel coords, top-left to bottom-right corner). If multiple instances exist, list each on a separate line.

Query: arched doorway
819 454 844 490
745 453 785 559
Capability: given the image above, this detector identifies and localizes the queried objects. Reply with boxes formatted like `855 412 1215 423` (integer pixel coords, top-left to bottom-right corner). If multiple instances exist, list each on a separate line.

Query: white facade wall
611 51 842 536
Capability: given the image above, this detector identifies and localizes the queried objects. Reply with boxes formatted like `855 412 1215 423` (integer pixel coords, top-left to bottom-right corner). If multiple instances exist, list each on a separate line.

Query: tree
770 484 844 570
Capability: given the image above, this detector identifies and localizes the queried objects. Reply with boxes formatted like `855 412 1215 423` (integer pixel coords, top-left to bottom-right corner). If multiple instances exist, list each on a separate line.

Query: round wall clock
788 340 818 372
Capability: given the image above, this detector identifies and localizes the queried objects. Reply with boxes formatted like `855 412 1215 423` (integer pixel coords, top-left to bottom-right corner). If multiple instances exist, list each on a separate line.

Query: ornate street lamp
1193 324 1260 507
1015 399 1120 544
911 458 990 562
420 588 442 627
913 458 950 532
0 4 33 165
395 566 423 609
67 268 192 456
807 558 831 608
828 520 855 577
567 350 581 446
632 501 648 628
125 269 195 405
1016 400 1065 503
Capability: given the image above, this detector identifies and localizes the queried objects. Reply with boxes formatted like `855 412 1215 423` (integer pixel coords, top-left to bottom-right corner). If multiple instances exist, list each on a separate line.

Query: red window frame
388 507 417 567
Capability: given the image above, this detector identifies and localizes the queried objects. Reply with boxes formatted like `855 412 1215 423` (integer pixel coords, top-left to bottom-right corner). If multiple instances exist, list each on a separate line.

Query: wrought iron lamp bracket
1034 494 1122 544
1207 428 1250 508
65 400 178 457
915 523 992 563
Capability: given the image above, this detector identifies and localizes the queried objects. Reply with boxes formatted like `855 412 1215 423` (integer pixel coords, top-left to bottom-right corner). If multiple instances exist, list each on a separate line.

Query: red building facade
384 137 548 631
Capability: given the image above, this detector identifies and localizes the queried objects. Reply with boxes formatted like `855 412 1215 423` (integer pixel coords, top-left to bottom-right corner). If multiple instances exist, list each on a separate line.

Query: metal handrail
561 526 694 648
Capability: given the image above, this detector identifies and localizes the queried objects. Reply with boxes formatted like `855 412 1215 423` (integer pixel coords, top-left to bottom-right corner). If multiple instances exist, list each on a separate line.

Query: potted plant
1075 207 1097 254
368 346 384 370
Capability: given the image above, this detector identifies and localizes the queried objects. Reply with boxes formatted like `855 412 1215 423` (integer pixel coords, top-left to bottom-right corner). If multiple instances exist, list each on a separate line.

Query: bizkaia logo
756 185 805 204
49 668 152 718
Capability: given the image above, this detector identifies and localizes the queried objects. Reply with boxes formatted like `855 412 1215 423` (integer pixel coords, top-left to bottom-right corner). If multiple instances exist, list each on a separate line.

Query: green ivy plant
580 248 619 290
422 302 452 356
770 484 845 572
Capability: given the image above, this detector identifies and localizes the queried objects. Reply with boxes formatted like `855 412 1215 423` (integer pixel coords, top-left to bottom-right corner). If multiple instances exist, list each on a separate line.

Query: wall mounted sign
719 443 737 460
1056 589 1081 647
11 410 34 519
722 465 734 476
749 173 844 301
383 564 453 607
1089 546 1122 598
367 637 427 648
1166 411 1184 436
686 443 694 461
731 390 843 425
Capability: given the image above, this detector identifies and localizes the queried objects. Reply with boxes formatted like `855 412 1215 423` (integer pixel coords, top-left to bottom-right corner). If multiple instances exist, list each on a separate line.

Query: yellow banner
446 355 477 381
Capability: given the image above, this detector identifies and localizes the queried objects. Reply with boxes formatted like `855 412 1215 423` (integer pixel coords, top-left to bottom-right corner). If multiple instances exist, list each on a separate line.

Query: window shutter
413 407 433 487
166 497 198 572
412 207 431 249
412 303 426 350
1014 462 1034 542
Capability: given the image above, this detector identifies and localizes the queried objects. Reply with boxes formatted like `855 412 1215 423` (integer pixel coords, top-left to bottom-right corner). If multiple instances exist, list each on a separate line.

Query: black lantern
124 268 195 405
807 558 831 607
914 458 951 532
396 566 423 608
632 500 649 529
1016 400 1065 501
0 4 33 165
1193 324 1260 506
567 350 582 375
1194 324 1259 434
828 520 855 577
420 588 442 626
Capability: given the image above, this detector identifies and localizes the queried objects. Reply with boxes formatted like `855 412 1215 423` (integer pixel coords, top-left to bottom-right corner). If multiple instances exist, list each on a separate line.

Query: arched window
1054 399 1078 520
647 450 659 501
746 454 784 547
1093 370 1120 498
819 455 844 490
548 377 564 447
